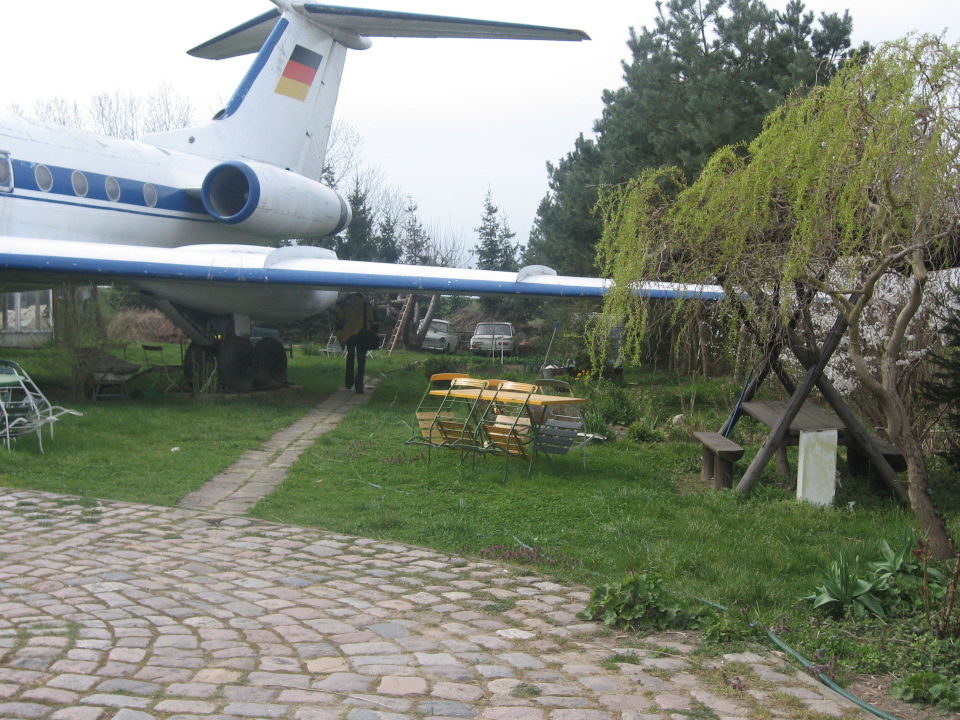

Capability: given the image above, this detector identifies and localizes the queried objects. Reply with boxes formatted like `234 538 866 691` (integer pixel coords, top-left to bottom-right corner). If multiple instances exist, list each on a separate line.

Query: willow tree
596 36 960 559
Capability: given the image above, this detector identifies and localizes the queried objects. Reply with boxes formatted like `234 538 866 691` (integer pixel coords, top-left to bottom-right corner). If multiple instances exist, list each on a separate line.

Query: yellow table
428 388 586 407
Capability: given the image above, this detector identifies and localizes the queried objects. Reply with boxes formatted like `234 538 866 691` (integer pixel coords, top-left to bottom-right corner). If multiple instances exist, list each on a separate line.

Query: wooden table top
740 400 845 433
429 388 586 407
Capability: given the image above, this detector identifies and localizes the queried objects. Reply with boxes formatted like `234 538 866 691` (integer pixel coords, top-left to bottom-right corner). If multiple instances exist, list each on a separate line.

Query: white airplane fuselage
0 115 343 321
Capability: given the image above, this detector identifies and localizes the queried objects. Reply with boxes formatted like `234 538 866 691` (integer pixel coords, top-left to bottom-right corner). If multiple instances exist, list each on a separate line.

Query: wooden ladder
387 295 413 355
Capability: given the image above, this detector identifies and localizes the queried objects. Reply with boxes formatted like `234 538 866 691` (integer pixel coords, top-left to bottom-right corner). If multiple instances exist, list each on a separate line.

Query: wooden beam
787 336 910 504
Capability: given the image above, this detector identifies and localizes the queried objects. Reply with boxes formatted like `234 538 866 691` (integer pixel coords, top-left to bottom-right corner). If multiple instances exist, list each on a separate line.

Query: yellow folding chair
406 373 471 460
479 380 536 478
434 377 492 457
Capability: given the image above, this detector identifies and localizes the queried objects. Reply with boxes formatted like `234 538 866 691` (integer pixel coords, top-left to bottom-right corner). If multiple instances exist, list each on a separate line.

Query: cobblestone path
0 489 873 720
179 382 379 515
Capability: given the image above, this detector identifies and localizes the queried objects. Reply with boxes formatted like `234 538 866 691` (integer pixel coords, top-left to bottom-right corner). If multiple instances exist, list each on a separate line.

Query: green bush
627 419 665 443
582 409 608 437
574 378 639 427
420 356 459 379
804 536 949 620
698 608 762 645
891 672 960 713
803 554 885 618
578 570 699 631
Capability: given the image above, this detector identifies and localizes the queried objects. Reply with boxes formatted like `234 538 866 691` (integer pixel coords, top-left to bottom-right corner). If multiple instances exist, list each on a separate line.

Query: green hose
698 599 903 720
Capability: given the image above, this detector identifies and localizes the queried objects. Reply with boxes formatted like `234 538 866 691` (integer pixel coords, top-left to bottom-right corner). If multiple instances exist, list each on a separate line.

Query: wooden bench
847 435 907 491
692 431 745 490
739 400 906 491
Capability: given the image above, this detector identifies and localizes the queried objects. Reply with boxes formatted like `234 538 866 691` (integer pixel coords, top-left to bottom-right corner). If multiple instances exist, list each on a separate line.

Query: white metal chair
141 344 183 393
320 333 344 355
0 360 82 452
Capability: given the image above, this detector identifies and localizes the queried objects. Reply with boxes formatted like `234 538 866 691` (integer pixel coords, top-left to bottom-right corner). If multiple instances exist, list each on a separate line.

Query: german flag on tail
275 45 323 101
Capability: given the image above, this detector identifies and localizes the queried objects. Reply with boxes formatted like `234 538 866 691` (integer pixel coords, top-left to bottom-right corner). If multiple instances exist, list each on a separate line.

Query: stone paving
0 488 875 720
179 382 379 515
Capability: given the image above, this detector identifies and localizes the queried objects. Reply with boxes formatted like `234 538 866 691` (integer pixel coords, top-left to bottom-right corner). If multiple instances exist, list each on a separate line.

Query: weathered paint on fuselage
0 116 338 321
0 116 268 249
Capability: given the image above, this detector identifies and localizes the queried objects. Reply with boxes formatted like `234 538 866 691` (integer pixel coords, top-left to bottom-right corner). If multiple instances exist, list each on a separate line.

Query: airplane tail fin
142 4 588 182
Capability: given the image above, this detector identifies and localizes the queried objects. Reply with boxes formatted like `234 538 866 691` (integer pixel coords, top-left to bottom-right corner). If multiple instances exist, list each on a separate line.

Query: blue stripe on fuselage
8 159 207 217
1 192 217 223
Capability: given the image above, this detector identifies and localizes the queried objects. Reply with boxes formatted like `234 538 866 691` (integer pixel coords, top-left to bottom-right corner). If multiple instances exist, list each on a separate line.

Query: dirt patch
846 674 954 720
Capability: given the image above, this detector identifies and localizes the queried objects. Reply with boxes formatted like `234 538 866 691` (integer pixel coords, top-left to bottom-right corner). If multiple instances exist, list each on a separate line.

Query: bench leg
701 447 716 487
715 458 733 490
775 446 792 484
847 446 869 477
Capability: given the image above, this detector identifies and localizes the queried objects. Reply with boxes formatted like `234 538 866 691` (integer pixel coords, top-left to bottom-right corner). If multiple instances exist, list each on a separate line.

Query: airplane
0 1 723 391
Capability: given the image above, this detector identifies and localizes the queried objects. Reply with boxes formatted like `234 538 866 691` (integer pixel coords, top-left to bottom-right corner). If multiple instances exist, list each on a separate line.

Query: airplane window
0 152 11 192
35 164 53 192
143 183 158 208
71 170 89 197
105 176 121 202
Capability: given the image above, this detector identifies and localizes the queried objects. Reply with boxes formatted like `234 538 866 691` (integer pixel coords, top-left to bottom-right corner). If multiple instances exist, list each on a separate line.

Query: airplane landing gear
253 336 288 389
183 336 288 393
154 302 288 393
218 336 255 392
183 342 218 394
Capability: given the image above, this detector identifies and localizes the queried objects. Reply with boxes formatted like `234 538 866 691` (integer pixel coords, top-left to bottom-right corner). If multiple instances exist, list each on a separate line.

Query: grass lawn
0 344 344 505
250 357 929 615
2 343 958 701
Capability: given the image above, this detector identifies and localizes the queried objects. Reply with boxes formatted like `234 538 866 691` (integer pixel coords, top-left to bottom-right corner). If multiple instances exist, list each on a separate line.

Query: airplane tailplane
143 7 345 182
142 4 588 181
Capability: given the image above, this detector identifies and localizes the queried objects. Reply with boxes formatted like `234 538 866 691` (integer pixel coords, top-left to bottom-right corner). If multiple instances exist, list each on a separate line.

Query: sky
3 1 959 258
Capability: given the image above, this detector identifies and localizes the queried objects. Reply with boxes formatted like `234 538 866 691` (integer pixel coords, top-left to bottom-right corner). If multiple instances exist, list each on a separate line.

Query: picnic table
740 400 845 439
739 399 905 496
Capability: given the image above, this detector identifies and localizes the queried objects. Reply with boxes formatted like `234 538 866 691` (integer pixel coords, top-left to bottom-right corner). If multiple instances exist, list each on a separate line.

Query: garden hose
697 599 904 720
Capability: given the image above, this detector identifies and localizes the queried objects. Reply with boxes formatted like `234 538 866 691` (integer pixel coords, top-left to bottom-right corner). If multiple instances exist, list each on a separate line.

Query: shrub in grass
578 569 700 631
582 409 608 436
627 419 665 443
796 535 960 711
574 377 639 427
803 554 885 619
698 607 763 645
419 355 460 379
891 672 960 713
804 535 950 621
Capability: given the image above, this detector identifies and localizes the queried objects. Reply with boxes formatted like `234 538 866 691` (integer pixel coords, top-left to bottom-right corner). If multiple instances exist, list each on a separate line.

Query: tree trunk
402 298 420 350
697 308 711 377
899 429 956 560
412 294 440 350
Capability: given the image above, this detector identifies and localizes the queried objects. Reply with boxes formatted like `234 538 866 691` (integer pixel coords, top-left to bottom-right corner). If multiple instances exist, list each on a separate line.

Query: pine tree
528 0 860 276
401 201 432 266
335 177 375 261
474 190 517 272
373 214 401 265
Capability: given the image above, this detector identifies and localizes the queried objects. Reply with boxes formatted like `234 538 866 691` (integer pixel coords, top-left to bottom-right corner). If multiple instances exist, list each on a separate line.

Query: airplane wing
0 237 723 301
189 5 588 60
296 5 591 41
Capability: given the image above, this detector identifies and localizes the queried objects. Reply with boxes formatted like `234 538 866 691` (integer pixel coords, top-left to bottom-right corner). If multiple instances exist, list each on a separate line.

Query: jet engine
201 160 351 239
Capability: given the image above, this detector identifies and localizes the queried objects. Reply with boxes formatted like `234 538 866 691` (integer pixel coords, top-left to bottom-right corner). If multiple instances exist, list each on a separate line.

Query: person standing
334 293 377 393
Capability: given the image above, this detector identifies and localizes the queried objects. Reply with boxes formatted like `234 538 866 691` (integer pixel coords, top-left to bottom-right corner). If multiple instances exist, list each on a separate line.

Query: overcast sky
3 1 959 259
